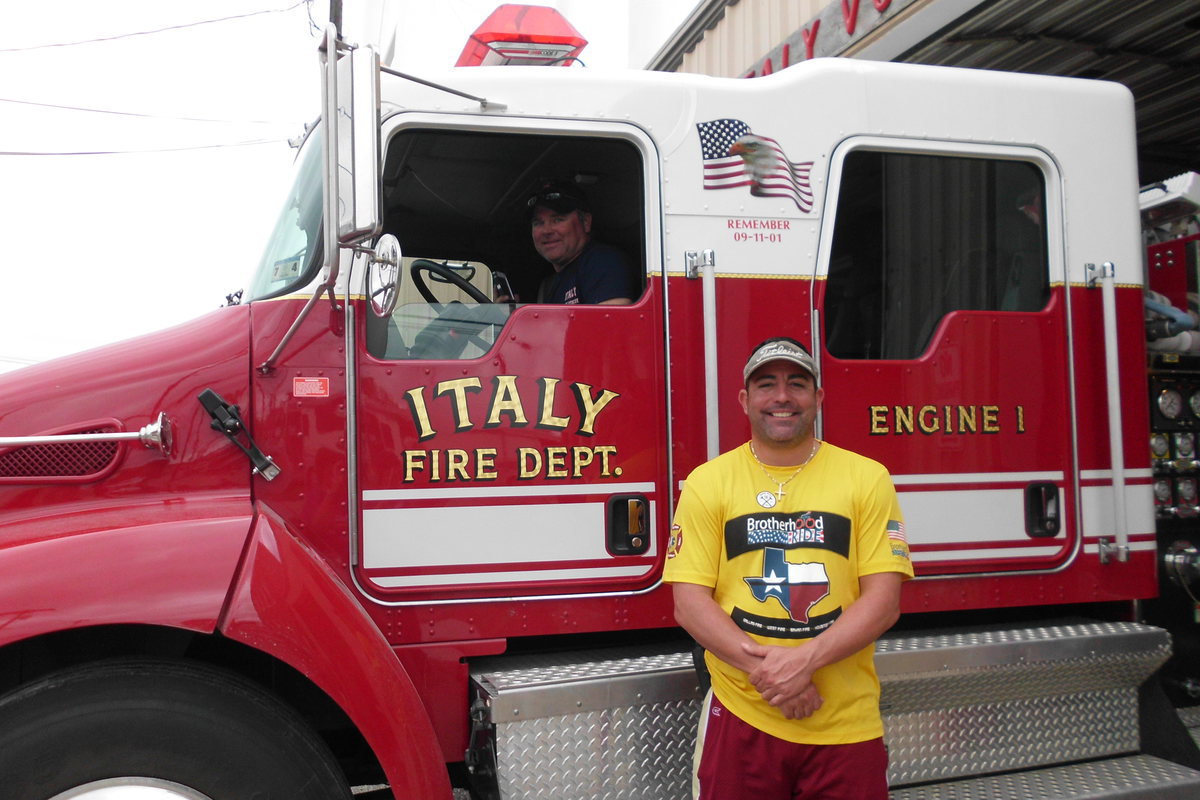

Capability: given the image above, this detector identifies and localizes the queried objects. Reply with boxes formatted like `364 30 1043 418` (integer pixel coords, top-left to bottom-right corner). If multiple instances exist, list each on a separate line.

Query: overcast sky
0 0 695 371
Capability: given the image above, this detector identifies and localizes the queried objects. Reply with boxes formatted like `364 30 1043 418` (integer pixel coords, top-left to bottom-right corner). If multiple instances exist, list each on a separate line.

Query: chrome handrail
0 412 172 457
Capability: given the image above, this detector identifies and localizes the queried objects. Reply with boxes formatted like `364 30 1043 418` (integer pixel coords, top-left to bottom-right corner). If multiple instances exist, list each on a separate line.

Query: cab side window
824 151 1048 360
365 128 646 361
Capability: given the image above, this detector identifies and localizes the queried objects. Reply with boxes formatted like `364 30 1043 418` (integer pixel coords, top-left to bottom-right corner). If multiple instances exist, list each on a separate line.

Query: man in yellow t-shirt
664 337 913 800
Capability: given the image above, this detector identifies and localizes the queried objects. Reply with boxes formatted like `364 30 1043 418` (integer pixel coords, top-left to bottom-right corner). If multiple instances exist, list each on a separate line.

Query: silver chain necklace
749 440 820 499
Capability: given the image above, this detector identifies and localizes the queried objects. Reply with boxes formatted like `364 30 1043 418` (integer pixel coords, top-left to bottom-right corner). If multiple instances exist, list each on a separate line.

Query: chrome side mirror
339 40 381 244
366 233 402 316
320 24 382 279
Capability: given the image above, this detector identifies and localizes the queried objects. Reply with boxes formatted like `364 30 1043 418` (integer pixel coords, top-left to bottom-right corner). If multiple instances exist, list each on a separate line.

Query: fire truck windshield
247 126 324 301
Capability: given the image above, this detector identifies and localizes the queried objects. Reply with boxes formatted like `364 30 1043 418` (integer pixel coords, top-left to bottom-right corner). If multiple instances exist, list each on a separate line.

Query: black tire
0 658 353 800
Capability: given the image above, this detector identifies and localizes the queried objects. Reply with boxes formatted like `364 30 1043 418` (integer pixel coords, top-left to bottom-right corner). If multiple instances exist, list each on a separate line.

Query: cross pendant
775 486 785 499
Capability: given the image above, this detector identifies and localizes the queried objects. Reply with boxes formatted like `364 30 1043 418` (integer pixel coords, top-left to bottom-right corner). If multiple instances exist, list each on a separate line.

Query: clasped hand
742 641 823 720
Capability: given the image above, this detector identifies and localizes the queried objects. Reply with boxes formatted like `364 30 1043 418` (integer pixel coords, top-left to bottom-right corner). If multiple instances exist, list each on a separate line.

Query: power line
0 138 289 157
0 2 308 53
0 96 294 126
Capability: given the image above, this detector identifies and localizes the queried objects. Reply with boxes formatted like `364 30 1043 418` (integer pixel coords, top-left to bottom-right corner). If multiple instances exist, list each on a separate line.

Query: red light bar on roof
455 4 588 67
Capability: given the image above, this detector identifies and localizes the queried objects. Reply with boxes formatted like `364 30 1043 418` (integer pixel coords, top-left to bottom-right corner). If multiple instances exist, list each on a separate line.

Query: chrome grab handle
0 412 172 457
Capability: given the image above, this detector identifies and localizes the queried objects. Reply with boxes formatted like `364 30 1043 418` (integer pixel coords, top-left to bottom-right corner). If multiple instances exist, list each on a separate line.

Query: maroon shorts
696 692 889 800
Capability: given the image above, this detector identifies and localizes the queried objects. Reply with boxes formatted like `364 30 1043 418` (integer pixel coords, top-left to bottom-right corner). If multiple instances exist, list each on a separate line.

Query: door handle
607 495 650 555
1024 482 1060 538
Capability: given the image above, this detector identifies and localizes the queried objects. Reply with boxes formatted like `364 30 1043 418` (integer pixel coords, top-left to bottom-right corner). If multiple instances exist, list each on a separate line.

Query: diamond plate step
470 642 702 800
467 622 1176 799
878 621 1171 786
888 754 1200 800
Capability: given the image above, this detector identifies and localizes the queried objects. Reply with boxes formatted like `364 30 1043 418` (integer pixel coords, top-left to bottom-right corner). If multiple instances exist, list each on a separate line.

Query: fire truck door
352 292 668 601
349 112 666 602
816 142 1075 576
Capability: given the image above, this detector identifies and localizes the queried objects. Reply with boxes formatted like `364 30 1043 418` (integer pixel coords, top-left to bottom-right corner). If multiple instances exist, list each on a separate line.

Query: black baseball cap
526 181 590 217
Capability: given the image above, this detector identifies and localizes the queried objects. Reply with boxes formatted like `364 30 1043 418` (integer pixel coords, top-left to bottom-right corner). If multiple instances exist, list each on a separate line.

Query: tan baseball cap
743 338 819 384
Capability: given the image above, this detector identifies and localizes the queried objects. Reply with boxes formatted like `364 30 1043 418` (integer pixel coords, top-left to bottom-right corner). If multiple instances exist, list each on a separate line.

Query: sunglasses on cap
526 189 587 210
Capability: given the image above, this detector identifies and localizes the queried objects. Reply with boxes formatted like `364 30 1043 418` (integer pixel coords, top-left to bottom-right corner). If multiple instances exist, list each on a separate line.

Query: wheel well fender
0 509 253 649
219 507 451 799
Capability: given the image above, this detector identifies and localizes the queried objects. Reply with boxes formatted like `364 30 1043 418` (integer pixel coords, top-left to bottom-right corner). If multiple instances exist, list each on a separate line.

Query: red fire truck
2 10 1200 799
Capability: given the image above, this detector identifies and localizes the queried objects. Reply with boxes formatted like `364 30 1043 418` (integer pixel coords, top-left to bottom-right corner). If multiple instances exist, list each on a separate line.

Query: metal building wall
669 0 825 77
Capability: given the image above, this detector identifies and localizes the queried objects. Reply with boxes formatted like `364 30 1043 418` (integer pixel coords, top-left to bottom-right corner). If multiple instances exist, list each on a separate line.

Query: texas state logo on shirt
746 548 829 624
725 511 850 640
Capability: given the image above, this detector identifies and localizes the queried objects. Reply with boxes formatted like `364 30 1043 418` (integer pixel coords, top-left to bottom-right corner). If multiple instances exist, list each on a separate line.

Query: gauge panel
1159 388 1184 420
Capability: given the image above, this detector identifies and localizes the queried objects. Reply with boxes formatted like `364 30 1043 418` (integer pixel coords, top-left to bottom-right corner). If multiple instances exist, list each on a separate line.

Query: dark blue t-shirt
543 241 637 304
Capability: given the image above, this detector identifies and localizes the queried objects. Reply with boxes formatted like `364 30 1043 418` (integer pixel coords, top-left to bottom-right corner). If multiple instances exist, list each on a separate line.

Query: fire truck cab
1 16 1199 800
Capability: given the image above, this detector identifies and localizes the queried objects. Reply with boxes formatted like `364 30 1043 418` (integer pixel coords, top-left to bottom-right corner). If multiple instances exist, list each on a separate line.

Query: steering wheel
410 259 492 304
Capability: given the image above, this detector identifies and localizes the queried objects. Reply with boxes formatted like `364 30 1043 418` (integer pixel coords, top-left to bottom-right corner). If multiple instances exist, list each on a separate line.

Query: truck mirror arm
378 63 506 111
197 389 281 481
256 278 342 375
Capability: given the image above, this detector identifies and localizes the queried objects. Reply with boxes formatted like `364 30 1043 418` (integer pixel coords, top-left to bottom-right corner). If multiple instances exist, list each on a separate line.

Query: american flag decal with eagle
696 118 814 212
